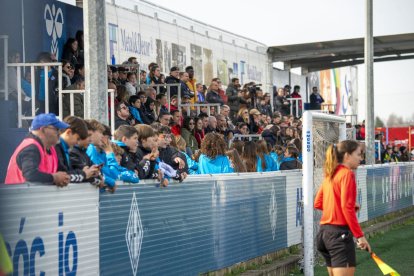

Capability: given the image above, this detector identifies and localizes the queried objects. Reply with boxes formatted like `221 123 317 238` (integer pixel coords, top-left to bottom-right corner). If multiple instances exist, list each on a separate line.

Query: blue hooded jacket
197 154 234 174
181 151 198 175
270 152 282 171
256 157 264 172
106 155 139 183
86 144 117 187
264 154 278 171
129 106 144 124
38 69 53 101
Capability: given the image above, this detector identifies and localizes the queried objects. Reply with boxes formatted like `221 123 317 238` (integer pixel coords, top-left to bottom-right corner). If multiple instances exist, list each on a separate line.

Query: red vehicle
375 126 414 149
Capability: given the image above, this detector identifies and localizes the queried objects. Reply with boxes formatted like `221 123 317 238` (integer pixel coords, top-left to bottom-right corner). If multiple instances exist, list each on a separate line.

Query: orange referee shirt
314 164 364 238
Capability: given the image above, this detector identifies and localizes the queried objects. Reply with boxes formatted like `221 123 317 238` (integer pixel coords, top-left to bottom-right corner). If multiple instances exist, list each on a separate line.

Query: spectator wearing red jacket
290 85 302 117
360 120 366 139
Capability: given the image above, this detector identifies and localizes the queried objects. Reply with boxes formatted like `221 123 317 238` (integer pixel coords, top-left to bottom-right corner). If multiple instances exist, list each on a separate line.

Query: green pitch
312 217 414 275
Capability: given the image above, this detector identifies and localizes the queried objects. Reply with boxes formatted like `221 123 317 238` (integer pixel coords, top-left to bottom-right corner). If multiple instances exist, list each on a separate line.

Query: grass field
310 217 414 275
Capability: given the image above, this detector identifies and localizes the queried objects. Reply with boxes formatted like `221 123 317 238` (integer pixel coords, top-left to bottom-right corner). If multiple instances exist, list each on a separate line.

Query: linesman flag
371 253 400 276
0 233 13 276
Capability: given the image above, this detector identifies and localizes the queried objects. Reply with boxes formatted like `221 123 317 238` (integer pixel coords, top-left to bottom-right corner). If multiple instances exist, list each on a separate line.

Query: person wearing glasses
5 113 70 186
61 59 73 88
181 117 198 155
115 102 133 129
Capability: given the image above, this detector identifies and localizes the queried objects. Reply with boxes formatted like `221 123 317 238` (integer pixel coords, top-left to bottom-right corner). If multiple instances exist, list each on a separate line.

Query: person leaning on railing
5 113 70 186
55 116 101 184
62 78 85 118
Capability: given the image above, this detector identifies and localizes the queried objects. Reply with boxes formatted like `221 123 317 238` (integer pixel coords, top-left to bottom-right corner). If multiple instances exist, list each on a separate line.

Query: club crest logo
44 4 64 58
126 192 144 276
269 184 277 240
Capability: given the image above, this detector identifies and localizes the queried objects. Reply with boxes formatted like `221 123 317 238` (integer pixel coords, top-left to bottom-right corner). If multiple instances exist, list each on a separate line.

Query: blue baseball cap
30 113 69 130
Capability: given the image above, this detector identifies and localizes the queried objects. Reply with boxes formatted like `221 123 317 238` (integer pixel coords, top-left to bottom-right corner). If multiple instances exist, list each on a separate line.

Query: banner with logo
99 174 288 275
0 184 99 275
1 0 82 62
284 171 303 246
366 164 414 220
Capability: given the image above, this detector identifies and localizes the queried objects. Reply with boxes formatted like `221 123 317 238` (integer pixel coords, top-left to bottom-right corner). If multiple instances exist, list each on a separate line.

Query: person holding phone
314 140 371 276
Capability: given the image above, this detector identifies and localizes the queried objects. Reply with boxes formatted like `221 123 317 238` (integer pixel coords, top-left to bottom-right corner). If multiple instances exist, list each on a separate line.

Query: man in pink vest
5 113 70 186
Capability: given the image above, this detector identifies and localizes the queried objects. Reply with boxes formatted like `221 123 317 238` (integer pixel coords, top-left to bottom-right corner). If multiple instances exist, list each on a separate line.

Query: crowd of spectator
355 123 414 163
5 34 413 188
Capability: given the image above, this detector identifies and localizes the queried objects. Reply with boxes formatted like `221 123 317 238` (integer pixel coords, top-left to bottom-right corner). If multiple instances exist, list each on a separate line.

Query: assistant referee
314 140 371 276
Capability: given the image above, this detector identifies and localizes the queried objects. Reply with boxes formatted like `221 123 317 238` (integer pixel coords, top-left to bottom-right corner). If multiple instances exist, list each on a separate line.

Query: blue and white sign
283 171 303 246
356 167 368 223
0 184 99 275
125 192 144 276
99 174 288 275
366 165 413 220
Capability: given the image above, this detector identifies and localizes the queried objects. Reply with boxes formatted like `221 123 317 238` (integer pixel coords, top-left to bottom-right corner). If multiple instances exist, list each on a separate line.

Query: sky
144 0 414 123
63 0 414 123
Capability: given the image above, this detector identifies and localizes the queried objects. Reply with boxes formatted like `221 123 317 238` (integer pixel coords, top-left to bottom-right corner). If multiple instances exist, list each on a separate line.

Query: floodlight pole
365 0 375 164
84 0 109 125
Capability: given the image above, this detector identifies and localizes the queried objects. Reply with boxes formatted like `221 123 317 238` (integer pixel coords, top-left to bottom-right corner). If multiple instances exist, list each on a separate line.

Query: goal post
302 111 347 276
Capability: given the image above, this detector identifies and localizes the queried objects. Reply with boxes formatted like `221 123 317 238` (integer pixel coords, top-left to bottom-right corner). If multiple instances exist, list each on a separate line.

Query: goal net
302 111 346 276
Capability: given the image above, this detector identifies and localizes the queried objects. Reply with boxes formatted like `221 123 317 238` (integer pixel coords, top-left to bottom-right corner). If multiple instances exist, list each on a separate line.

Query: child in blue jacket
109 143 139 183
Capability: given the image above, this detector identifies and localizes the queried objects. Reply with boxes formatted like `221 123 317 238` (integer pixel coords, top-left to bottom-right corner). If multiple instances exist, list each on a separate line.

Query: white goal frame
302 111 346 276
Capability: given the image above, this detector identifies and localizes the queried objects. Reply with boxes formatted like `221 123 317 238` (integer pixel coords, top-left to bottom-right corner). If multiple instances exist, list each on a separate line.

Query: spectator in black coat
135 125 159 179
206 80 224 105
274 87 290 116
157 126 188 179
165 66 180 97
69 119 103 185
115 102 133 129
143 97 156 124
62 38 80 66
309 86 325 110
56 116 100 182
280 146 302 170
113 125 139 171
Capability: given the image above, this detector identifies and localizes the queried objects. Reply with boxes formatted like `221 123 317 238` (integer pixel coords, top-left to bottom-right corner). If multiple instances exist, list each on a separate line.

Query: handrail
229 134 262 147
59 89 84 119
7 62 62 128
321 103 336 113
359 139 383 162
286 97 302 118
179 103 221 117
150 83 181 112
341 114 358 125
0 35 8 100
58 89 116 134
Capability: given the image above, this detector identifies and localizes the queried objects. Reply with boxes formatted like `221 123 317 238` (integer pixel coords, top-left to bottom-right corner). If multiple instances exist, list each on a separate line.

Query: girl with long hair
181 117 198 155
270 144 284 170
242 141 262 172
230 140 244 157
62 38 79 66
314 140 371 276
226 149 246 173
197 133 233 174
193 117 205 148
236 107 250 125
175 135 198 175
256 140 277 171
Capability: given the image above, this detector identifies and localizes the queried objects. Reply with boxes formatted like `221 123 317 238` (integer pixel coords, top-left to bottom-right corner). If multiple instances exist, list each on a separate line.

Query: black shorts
316 224 356 267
